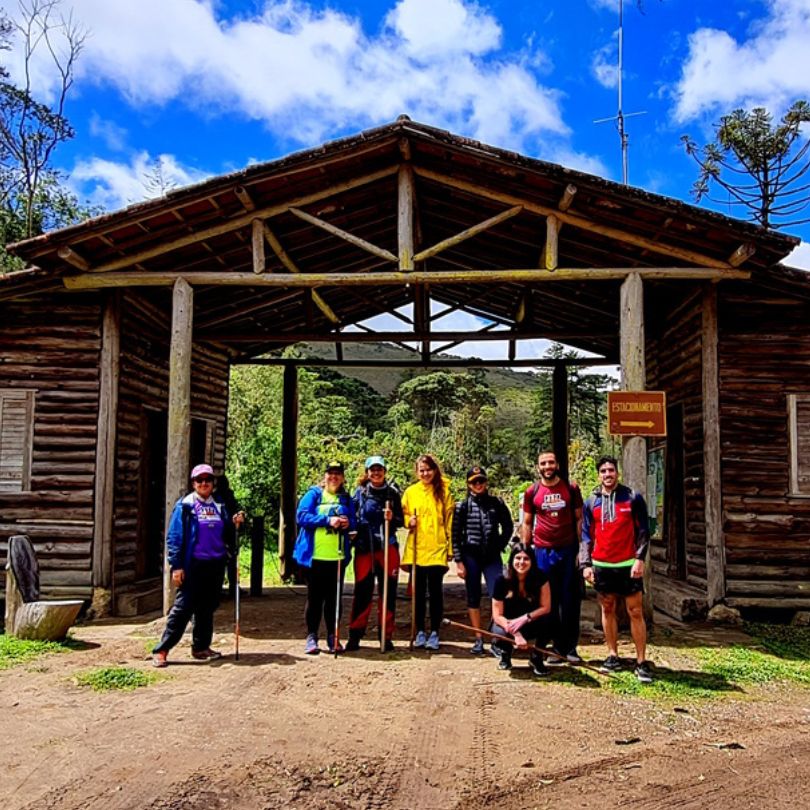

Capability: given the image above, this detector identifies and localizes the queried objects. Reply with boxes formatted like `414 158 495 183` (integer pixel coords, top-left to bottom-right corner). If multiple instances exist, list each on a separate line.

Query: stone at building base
790 611 810 627
89 587 112 619
707 603 742 625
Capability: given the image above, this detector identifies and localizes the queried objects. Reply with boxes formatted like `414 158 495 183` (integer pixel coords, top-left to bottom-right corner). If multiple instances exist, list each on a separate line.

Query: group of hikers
152 451 654 684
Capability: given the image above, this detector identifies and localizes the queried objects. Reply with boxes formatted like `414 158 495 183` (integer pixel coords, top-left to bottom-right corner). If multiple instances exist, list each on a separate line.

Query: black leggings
304 559 346 638
414 565 446 634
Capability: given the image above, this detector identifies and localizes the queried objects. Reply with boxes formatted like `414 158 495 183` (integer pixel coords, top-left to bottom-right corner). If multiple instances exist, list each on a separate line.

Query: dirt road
3 583 809 809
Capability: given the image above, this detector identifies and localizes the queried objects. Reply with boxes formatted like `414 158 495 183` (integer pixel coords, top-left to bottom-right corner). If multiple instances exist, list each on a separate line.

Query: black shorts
593 565 643 596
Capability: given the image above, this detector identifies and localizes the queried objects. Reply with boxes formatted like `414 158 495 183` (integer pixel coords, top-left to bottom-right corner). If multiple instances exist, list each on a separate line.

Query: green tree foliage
0 1 95 272
682 101 810 229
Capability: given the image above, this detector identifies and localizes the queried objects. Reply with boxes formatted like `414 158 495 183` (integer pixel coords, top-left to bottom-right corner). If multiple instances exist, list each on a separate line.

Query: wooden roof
3 116 802 360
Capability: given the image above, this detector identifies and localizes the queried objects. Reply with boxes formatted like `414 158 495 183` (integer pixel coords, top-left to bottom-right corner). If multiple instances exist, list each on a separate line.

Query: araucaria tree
682 101 810 230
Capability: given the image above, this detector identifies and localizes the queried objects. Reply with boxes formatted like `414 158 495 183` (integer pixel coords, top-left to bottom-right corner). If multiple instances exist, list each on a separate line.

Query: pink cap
190 463 215 480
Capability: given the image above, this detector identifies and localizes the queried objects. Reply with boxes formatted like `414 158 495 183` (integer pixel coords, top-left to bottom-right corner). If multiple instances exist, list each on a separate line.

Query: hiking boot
635 660 654 683
191 648 222 661
413 630 427 648
599 654 622 674
152 650 168 668
327 635 343 654
305 634 320 655
425 631 440 651
498 656 512 671
530 655 548 677
470 637 485 655
345 631 362 652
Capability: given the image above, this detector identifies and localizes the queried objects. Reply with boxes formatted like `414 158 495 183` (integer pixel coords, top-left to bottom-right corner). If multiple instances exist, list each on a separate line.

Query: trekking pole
380 500 391 653
409 518 418 650
334 533 343 658
234 522 242 661
441 618 614 680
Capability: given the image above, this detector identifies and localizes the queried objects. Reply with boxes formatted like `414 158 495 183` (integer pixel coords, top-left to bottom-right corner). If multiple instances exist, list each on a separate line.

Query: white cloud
592 42 618 89
8 0 573 155
786 241 810 271
69 151 210 209
673 0 810 123
88 113 128 151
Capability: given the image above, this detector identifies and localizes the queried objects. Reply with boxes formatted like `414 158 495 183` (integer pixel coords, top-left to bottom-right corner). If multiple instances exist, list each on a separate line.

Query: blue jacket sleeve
166 500 186 570
579 497 594 569
296 488 329 528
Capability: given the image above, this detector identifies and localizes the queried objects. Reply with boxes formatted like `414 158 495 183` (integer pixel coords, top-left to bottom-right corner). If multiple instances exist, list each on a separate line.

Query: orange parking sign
608 391 667 436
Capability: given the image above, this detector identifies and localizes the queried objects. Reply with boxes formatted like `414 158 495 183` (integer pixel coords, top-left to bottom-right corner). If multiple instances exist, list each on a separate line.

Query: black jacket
451 492 513 561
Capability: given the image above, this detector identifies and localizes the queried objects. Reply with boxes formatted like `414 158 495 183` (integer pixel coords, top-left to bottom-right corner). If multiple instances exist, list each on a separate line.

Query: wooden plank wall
646 286 707 590
719 284 810 610
0 296 103 600
112 291 230 594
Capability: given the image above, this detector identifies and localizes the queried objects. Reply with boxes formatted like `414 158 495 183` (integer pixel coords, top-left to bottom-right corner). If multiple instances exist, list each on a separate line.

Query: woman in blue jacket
293 460 356 654
152 464 243 668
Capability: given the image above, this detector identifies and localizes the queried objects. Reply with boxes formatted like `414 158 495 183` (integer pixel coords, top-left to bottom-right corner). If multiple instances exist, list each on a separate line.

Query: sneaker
490 643 503 659
545 649 567 667
635 660 654 683
305 634 320 655
345 632 362 652
152 650 168 668
425 631 440 651
413 630 427 648
498 657 512 671
599 654 622 674
566 650 584 665
191 648 222 661
470 638 485 655
530 655 548 677
327 635 344 654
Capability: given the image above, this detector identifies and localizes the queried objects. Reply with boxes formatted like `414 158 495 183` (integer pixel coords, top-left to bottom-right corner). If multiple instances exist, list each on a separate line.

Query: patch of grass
743 623 810 661
0 634 76 670
697 645 810 686
74 666 159 692
607 666 739 701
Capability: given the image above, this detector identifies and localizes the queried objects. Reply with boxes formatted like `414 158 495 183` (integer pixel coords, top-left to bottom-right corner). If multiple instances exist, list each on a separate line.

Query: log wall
647 286 707 590
0 296 103 600
718 285 810 609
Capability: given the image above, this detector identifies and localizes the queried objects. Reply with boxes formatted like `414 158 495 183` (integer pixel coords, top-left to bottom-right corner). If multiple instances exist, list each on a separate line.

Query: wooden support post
545 214 560 271
558 184 577 212
163 278 193 615
252 219 265 274
702 284 725 605
250 516 265 597
552 364 569 479
619 272 652 619
91 292 120 617
398 164 415 271
278 365 299 580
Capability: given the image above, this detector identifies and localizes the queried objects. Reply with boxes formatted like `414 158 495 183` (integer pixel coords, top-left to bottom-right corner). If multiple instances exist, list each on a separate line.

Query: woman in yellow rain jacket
401 454 454 650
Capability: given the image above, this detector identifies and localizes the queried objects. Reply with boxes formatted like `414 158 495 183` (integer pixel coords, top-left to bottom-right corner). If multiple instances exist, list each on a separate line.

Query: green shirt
313 491 342 561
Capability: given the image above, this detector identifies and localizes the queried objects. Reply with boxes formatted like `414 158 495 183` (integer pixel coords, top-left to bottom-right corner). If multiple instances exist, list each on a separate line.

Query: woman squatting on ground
490 543 552 676
451 465 513 655
345 455 405 652
293 460 357 655
401 454 455 650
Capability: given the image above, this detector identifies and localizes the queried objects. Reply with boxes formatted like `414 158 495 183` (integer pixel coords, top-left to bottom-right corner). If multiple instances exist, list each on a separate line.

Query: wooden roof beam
412 166 734 270
289 207 397 263
413 205 523 263
58 246 91 271
234 185 256 212
558 184 577 212
728 242 756 267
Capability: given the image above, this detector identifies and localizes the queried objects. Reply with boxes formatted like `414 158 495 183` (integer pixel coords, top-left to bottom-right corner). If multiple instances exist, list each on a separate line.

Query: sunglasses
469 477 487 485
194 477 214 484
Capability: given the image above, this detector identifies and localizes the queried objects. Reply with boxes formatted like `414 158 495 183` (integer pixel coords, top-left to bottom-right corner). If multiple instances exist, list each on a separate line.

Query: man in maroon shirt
519 451 583 664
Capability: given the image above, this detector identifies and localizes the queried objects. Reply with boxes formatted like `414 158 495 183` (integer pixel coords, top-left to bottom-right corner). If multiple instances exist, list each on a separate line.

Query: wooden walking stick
235 522 243 661
441 619 615 680
334 533 343 658
380 500 391 653
409 516 418 650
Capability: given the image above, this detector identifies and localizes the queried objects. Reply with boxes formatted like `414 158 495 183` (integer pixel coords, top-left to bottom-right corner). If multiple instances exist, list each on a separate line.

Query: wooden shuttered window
0 389 35 492
788 394 810 496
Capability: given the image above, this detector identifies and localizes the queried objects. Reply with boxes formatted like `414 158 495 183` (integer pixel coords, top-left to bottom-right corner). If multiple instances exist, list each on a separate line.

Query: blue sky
5 0 810 359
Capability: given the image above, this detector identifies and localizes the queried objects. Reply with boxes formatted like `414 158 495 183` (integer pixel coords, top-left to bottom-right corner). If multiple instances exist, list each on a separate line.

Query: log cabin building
0 117 808 620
